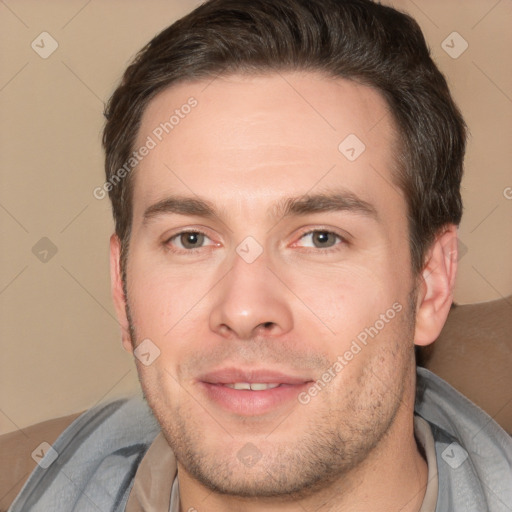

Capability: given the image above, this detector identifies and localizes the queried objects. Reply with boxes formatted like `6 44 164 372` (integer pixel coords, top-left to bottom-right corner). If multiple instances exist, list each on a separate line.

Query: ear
110 233 134 354
414 224 458 347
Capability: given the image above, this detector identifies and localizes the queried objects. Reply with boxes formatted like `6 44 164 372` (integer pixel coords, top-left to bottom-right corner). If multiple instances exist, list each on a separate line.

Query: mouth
197 368 313 416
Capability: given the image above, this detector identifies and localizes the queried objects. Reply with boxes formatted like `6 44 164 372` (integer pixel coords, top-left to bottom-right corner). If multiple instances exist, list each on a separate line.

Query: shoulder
8 396 161 512
415 367 512 511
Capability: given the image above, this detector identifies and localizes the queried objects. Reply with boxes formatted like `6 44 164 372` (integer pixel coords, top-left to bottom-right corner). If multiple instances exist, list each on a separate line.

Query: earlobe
414 225 459 347
109 233 134 354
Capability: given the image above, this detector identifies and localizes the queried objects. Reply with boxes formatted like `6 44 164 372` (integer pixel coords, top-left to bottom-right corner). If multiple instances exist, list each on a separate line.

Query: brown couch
1 296 511 511
418 296 512 435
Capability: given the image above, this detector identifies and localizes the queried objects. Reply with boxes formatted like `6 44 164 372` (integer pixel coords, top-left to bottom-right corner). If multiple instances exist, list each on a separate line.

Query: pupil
182 232 203 248
314 232 333 247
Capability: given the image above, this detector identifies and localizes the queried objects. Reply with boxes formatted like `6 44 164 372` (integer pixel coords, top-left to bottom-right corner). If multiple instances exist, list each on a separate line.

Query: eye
166 230 216 251
295 230 346 250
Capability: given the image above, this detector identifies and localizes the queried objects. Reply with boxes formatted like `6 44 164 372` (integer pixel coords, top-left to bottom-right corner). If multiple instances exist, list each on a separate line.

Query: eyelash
164 230 218 253
293 229 348 253
164 228 348 254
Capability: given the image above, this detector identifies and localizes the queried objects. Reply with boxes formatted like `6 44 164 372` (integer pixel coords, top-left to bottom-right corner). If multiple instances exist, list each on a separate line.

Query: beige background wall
1 0 511 436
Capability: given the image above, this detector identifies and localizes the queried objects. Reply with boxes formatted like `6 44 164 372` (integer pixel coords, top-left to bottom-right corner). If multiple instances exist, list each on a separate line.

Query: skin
110 71 458 511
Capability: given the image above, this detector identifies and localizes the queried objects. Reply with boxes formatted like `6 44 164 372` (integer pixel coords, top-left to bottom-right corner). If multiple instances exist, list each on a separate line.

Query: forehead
131 71 402 220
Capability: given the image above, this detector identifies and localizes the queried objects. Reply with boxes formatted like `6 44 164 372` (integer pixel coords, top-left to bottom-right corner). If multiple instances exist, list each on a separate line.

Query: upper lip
198 368 312 385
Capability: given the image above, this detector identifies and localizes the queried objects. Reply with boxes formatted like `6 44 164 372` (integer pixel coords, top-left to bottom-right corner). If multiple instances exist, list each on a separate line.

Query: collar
125 431 176 512
415 415 439 512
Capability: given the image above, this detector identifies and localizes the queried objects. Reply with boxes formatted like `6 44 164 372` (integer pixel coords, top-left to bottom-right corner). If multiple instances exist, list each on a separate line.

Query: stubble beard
123 286 418 502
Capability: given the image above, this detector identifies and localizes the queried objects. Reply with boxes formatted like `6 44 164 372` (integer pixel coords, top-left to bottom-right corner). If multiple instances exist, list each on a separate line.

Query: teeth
250 383 280 391
228 382 251 390
225 382 281 390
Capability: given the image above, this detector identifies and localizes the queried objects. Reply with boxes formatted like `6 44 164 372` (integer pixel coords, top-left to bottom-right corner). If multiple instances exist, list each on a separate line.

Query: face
115 71 421 498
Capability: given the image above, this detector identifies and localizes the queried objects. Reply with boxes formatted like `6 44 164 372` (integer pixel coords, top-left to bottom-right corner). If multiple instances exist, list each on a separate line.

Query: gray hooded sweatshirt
8 368 512 511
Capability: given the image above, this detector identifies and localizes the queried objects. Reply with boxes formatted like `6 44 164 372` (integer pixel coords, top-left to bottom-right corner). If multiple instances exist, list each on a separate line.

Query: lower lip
199 382 311 416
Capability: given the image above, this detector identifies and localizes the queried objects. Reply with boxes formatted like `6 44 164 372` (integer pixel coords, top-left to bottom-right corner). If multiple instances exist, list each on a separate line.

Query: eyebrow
143 196 219 225
274 191 378 221
142 190 379 226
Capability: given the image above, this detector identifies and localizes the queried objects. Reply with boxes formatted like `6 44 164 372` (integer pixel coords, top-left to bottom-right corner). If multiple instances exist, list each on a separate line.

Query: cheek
322 303 413 408
127 255 213 338
287 262 401 336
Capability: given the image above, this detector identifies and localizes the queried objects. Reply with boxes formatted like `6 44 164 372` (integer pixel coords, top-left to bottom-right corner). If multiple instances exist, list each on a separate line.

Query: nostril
263 322 274 329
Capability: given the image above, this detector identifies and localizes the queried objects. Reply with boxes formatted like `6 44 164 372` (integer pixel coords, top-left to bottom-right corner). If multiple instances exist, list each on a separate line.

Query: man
9 0 512 511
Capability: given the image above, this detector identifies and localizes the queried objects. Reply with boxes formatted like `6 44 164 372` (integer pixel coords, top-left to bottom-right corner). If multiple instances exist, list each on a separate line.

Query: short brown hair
103 0 466 281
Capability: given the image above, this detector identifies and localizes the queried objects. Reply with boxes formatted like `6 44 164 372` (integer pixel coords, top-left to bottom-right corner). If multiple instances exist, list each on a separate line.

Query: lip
197 367 313 416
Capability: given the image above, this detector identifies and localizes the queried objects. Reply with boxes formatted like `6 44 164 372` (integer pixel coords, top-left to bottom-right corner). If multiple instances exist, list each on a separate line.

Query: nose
208 245 293 341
